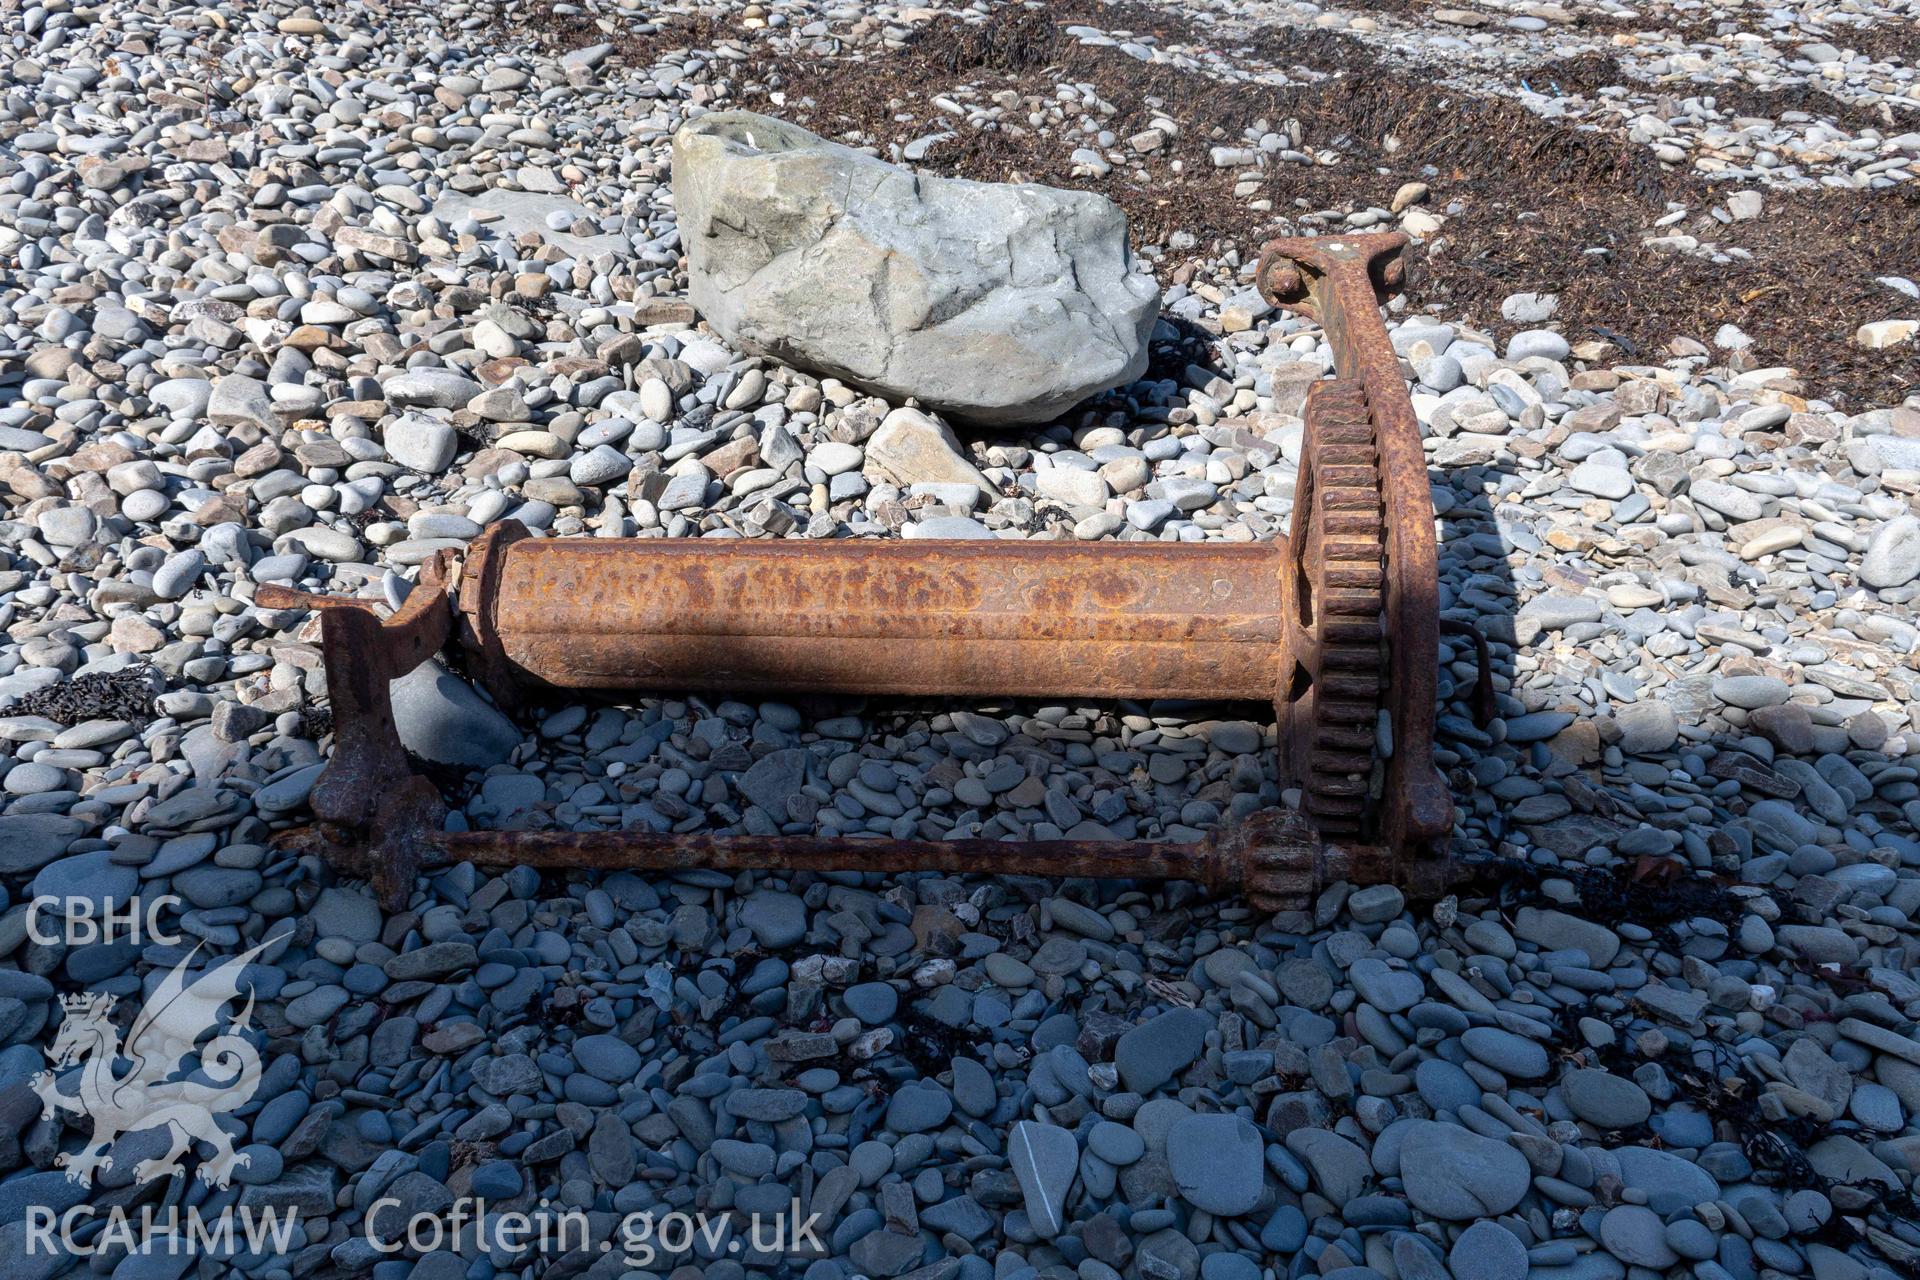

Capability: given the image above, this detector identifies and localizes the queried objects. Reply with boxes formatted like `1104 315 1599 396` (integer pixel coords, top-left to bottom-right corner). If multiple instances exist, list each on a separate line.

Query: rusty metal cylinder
458 522 1288 703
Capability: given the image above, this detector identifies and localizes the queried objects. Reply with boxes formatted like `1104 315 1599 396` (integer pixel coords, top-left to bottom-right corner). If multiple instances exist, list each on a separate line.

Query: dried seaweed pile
7 666 161 727
749 1 1918 405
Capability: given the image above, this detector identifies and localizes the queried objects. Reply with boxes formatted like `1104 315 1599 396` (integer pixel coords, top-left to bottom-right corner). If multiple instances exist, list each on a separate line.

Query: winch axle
458 526 1293 705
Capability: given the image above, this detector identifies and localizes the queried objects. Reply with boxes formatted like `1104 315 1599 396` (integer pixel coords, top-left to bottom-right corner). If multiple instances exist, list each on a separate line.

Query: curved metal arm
1258 233 1453 854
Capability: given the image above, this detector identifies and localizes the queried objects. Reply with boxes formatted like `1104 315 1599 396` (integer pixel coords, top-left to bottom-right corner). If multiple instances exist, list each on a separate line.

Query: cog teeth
1320 618 1381 645
1322 587 1382 614
1318 466 1379 490
1321 562 1382 587
1286 377 1387 840
1315 724 1375 750
1320 645 1380 671
1308 787 1364 819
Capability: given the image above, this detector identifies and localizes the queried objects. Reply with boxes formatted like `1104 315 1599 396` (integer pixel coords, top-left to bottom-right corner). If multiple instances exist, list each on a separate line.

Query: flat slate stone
1462 1026 1550 1079
1167 1113 1264 1216
1114 1007 1211 1094
1451 1220 1527 1280
1611 1145 1720 1210
1561 1068 1653 1128
1601 1204 1678 1267
309 886 382 943
31 850 136 914
739 748 809 815
1284 1127 1372 1207
573 1034 642 1083
951 1056 997 1118
1348 958 1424 1013
740 889 807 948
1514 906 1622 967
1009 1121 1077 1238
885 1083 953 1133
0 814 86 874
1414 1059 1481 1112
1398 1119 1531 1219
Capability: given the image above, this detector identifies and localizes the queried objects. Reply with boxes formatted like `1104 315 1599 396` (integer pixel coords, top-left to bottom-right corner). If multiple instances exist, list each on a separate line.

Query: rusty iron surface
257 551 455 836
1257 231 1454 855
462 532 1290 702
283 807 1426 915
439 829 1223 882
267 230 1463 913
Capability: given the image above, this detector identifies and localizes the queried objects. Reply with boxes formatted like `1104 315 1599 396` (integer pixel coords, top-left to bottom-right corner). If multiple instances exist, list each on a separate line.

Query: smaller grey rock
1562 1068 1652 1128
1167 1113 1263 1216
1451 1220 1527 1280
1861 515 1920 589
208 375 277 430
1398 1120 1531 1218
1713 674 1790 709
739 748 807 815
311 887 382 943
1615 702 1679 754
657 468 710 511
886 1083 952 1133
1507 329 1569 360
1347 884 1404 923
1569 458 1633 500
1690 479 1765 522
1349 958 1424 1013
1462 1026 1549 1079
1500 292 1558 323
952 1057 996 1118
844 982 898 1024
386 414 459 472
1009 1121 1078 1238
1514 907 1621 967
1600 1204 1677 1268
570 443 633 486
387 367 482 409
741 890 806 948
391 660 520 767
1115 1007 1210 1094
574 1034 642 1083
153 550 208 600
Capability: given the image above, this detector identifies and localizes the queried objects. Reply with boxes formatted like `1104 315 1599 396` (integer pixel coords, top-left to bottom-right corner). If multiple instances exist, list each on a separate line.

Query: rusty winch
263 232 1484 911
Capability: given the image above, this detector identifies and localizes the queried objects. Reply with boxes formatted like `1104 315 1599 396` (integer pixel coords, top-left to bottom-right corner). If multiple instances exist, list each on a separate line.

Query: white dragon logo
31 936 281 1187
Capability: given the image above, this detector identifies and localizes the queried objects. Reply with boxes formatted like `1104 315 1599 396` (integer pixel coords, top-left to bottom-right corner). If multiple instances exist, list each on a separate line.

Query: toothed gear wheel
1279 380 1386 839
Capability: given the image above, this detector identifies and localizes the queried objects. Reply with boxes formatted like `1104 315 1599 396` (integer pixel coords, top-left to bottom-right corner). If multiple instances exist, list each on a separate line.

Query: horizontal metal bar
430 829 1226 887
461 526 1289 703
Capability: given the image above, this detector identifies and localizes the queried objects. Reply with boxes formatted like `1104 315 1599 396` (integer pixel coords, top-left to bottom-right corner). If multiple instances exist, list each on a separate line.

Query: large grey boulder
672 111 1160 426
